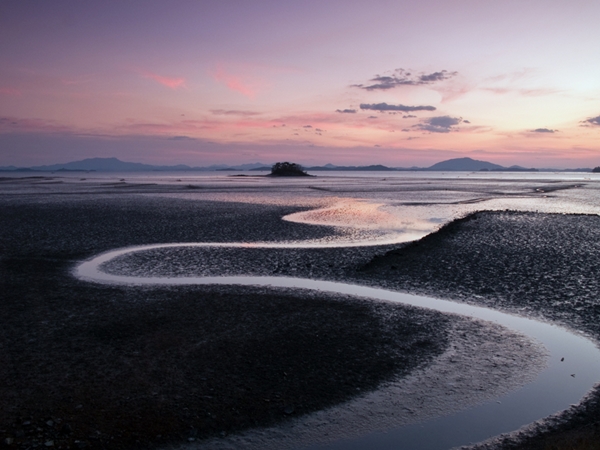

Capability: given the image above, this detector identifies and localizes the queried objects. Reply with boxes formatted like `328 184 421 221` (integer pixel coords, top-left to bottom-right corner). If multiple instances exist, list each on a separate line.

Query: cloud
210 109 261 116
142 72 186 89
463 120 471 124
211 65 257 98
483 87 560 97
582 115 600 126
353 68 457 91
414 116 462 133
531 128 556 133
303 125 312 128
402 115 417 119
0 116 71 133
360 103 436 112
336 109 357 114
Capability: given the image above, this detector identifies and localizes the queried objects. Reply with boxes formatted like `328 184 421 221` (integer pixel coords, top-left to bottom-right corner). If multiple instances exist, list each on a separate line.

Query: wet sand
1 176 599 449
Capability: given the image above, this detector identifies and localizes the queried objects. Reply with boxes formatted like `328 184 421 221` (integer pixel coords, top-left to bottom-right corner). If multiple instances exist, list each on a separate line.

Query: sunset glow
1 0 599 168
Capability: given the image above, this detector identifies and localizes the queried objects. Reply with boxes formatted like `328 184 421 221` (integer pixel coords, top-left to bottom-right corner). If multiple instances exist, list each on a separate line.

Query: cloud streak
211 65 257 98
0 116 72 133
210 110 261 116
142 72 186 89
354 69 457 91
336 109 357 114
360 103 436 112
0 87 21 96
531 128 556 133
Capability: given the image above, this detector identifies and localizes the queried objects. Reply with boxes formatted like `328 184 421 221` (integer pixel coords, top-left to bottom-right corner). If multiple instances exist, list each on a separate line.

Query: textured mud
361 211 600 449
182 317 545 450
0 186 452 449
0 177 594 449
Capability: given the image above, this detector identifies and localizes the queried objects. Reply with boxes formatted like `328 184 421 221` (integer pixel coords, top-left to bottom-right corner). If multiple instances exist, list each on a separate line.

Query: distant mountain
0 156 593 173
498 165 538 172
229 162 270 170
306 164 397 171
426 157 504 171
26 157 188 172
0 165 28 172
0 157 271 172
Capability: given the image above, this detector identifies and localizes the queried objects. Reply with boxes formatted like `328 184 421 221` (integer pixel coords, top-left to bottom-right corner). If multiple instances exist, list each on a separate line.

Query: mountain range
0 157 594 173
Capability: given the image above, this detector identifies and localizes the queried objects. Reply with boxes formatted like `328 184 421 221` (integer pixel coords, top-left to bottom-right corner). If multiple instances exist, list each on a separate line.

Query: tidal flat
1 172 600 449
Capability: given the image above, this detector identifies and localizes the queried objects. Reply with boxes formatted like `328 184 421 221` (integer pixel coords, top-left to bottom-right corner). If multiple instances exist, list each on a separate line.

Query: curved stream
75 243 600 449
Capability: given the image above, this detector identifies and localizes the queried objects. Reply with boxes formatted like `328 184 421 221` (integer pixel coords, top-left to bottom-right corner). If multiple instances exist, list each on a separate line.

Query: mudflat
361 211 600 449
0 185 451 449
1 176 599 449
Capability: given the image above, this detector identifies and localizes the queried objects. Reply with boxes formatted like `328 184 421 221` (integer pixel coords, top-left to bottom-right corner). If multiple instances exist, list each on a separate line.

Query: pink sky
1 0 599 168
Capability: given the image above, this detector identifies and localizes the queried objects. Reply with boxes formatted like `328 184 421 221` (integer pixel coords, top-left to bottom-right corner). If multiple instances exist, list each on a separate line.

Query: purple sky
1 0 599 168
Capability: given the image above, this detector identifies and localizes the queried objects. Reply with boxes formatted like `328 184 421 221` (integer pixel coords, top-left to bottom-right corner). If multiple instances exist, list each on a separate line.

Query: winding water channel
74 240 600 449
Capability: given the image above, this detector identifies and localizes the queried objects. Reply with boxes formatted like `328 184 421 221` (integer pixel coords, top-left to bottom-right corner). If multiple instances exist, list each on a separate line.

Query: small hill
269 162 310 176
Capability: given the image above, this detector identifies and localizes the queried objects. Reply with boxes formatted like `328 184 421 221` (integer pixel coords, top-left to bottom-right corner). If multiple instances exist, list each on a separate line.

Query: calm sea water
7 170 600 244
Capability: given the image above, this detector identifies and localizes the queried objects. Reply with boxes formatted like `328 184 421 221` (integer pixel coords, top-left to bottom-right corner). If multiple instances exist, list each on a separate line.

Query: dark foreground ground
361 211 600 450
2 178 600 449
0 188 448 449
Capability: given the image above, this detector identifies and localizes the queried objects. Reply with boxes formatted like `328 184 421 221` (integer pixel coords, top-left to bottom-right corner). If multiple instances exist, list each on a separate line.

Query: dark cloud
315 128 324 132
303 125 312 128
418 71 455 83
0 117 17 126
335 109 357 114
582 115 600 126
531 128 556 133
414 116 462 133
367 116 378 119
402 114 417 119
360 103 436 112
353 69 457 91
463 119 471 124
210 109 260 116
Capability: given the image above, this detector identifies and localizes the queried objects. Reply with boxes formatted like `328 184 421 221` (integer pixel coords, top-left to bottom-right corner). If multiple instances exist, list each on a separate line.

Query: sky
1 0 599 168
